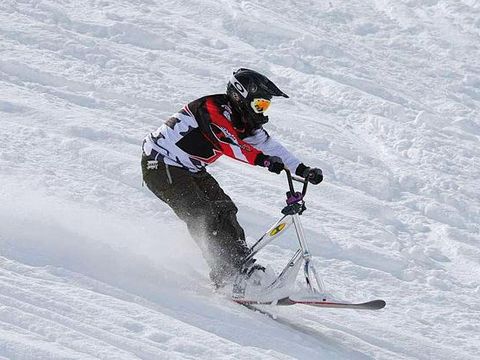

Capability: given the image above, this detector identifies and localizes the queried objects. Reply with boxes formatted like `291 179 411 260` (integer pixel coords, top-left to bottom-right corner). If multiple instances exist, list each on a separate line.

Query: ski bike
232 169 386 311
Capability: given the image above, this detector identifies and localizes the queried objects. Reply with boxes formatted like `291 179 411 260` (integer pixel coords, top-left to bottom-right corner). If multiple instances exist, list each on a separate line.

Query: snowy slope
1 0 479 359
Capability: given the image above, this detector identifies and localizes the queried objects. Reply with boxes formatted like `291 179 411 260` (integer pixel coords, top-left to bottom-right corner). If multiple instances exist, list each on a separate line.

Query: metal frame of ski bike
232 169 386 311
233 169 326 300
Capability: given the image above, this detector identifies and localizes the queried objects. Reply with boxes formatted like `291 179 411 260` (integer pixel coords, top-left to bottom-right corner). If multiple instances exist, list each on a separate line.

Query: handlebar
284 168 309 198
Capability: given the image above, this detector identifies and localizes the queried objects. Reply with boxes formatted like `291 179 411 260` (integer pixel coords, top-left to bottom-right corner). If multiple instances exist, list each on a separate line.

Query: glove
306 168 323 184
264 155 284 174
296 163 323 184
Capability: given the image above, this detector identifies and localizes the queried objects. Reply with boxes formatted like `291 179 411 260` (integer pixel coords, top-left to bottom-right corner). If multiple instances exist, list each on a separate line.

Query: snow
1 0 479 359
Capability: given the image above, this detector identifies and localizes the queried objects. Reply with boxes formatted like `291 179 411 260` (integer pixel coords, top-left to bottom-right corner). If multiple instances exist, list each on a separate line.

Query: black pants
141 155 250 284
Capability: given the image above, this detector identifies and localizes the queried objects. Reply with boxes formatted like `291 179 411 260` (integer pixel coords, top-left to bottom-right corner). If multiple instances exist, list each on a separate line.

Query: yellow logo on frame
269 223 286 236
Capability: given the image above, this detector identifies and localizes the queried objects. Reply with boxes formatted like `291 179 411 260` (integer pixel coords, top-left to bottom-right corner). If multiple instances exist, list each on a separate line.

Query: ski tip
366 299 386 310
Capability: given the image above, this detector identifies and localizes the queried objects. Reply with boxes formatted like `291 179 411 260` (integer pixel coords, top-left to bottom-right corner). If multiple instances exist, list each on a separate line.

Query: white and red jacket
142 94 301 173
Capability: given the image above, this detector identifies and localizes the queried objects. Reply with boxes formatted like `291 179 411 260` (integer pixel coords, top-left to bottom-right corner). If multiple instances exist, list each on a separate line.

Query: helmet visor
250 98 271 114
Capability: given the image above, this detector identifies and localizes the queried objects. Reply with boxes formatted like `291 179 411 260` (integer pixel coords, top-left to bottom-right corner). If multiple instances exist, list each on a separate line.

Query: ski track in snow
1 0 479 359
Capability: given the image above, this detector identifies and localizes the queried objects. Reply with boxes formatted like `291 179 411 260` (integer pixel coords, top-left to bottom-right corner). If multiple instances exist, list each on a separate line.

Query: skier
141 68 323 287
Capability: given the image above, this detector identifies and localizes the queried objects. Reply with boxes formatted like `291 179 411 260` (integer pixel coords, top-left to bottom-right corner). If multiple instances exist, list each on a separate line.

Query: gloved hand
264 155 284 174
306 167 323 184
296 163 323 184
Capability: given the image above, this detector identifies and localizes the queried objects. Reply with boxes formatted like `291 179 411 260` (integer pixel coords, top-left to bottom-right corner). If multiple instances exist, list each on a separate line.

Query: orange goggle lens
250 98 271 113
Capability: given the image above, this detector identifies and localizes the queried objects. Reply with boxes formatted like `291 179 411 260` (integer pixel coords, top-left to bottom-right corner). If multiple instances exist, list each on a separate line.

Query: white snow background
1 0 479 359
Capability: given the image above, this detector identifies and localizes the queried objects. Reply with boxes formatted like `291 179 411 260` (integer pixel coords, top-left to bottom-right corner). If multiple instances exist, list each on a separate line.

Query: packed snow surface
1 0 479 359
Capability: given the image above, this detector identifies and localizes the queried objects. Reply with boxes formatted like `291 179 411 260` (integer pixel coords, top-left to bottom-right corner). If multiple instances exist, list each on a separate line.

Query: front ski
234 297 386 310
286 298 386 310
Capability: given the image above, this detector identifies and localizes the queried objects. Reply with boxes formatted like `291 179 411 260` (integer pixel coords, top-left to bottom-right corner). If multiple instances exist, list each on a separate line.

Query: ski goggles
250 98 271 113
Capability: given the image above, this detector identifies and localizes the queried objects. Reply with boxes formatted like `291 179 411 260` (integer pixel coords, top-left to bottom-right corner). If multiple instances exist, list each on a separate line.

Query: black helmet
226 68 289 128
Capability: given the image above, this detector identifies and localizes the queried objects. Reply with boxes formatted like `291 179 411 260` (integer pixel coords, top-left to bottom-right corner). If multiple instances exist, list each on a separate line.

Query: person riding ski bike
141 68 323 286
